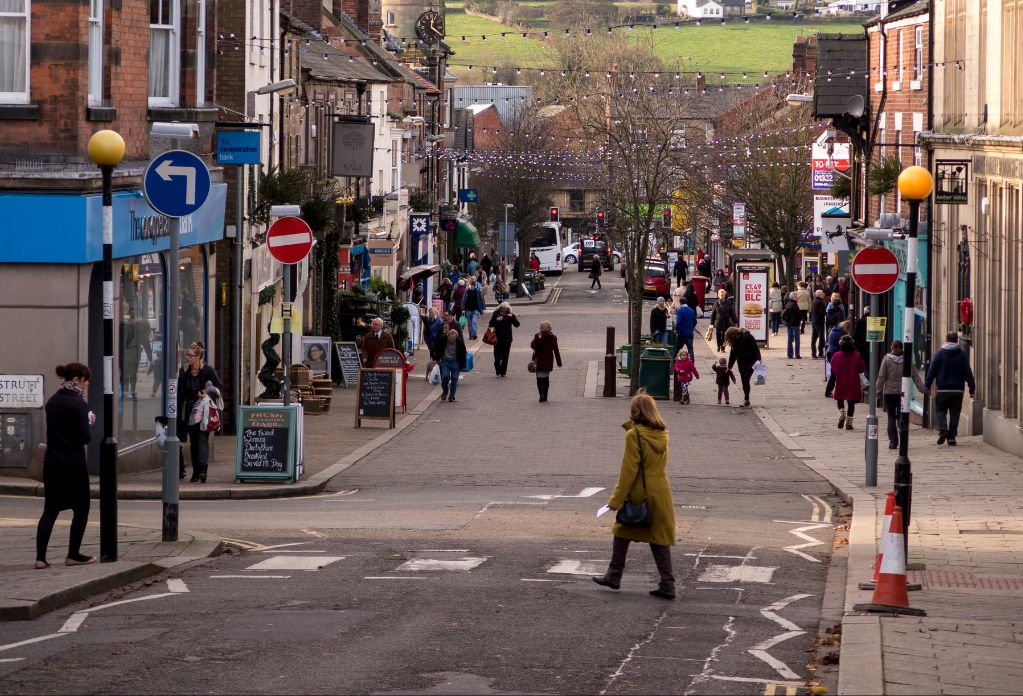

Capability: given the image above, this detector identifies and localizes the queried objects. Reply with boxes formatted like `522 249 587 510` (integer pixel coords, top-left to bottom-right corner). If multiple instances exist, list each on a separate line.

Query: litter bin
691 275 709 310
638 346 673 399
617 344 632 374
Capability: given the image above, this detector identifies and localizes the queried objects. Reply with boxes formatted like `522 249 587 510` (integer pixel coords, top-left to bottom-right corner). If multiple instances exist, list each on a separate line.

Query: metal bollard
603 326 616 397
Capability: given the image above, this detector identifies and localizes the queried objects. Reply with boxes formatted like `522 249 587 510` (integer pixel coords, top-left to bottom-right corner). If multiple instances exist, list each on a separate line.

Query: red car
642 264 671 297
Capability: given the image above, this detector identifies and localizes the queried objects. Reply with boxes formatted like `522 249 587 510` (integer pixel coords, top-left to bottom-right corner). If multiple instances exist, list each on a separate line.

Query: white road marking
684 615 737 695
60 613 88 633
777 522 832 562
397 557 487 571
418 549 470 552
748 631 805 680
0 633 67 653
0 658 26 663
521 578 560 582
698 565 776 583
301 529 325 538
257 542 312 551
526 487 605 500
761 593 813 632
364 576 427 580
246 556 345 571
210 575 291 579
601 609 669 695
261 550 328 553
707 675 803 686
167 579 188 593
684 553 755 560
547 560 607 576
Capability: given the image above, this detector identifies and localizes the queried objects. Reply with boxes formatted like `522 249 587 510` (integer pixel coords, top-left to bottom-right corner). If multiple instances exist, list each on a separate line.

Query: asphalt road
0 269 837 695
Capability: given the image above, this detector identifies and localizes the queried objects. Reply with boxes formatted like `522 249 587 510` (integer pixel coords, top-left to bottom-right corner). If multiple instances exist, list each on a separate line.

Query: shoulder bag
615 428 652 527
482 327 497 345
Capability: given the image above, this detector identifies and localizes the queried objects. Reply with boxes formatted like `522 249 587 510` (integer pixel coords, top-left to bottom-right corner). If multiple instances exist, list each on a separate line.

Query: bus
529 222 563 274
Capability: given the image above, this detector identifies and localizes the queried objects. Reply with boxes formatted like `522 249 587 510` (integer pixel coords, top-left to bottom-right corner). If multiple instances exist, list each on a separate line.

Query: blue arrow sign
458 188 479 203
143 150 212 218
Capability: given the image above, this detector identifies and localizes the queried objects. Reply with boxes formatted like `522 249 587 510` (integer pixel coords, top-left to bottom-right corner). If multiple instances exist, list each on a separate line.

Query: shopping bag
465 352 474 372
824 361 832 381
428 363 441 385
752 360 768 386
704 325 714 342
860 373 870 390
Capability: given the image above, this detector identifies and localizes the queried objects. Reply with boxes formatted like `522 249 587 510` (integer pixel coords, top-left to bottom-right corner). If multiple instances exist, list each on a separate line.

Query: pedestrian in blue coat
674 303 697 359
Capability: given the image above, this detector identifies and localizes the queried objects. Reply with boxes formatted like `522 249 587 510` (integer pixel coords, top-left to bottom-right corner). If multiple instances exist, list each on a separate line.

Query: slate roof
864 0 928 26
813 33 869 118
300 41 393 83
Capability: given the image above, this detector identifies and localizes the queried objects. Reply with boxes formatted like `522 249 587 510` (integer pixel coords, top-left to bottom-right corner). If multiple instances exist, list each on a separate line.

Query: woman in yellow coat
593 392 677 599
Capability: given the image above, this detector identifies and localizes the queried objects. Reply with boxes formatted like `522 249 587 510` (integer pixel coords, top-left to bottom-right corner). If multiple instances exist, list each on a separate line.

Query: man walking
462 278 486 340
924 332 976 446
675 301 697 360
810 289 827 359
673 256 687 287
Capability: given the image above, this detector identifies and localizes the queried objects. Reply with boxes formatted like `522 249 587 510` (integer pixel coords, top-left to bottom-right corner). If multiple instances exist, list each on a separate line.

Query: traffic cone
853 506 926 616
858 491 895 590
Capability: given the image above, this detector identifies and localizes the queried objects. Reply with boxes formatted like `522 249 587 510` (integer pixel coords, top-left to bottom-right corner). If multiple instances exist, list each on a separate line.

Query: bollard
603 354 617 397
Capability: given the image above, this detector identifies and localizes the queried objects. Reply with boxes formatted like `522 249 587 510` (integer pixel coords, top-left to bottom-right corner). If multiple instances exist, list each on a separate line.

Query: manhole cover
907 571 1023 591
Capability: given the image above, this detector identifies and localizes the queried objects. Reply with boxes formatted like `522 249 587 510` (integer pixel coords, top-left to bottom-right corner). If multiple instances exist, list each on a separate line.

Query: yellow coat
608 420 676 546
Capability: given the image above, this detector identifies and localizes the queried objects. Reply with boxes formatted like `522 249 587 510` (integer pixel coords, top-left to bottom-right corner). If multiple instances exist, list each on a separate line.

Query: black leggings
493 340 512 376
837 399 858 416
37 501 90 563
739 366 753 402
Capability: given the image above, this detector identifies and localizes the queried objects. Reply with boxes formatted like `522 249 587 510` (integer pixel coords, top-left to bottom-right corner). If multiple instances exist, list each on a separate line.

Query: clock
415 10 444 43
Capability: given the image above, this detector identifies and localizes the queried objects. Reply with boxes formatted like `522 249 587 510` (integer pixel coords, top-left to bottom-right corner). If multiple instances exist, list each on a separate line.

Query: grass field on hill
445 1 862 80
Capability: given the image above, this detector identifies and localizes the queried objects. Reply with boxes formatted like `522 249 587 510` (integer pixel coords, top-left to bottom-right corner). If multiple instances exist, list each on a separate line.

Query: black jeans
180 422 210 477
884 393 901 445
36 500 90 563
811 321 825 358
493 340 512 376
591 275 601 289
605 536 675 594
825 351 836 395
837 399 858 416
739 366 753 403
715 326 728 351
935 391 965 439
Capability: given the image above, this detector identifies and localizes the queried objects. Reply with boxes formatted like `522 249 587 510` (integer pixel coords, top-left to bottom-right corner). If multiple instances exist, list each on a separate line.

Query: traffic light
596 210 605 226
549 207 559 223
662 207 672 229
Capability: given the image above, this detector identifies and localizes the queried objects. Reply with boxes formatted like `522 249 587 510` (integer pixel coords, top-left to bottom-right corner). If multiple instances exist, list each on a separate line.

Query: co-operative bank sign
811 132 850 191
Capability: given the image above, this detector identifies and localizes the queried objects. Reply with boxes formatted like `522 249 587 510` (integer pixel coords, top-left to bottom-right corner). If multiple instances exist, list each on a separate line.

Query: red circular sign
267 216 313 265
852 246 900 294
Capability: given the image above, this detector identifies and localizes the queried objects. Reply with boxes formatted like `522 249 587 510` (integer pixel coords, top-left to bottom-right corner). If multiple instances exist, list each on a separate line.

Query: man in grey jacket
876 341 926 450
924 332 976 446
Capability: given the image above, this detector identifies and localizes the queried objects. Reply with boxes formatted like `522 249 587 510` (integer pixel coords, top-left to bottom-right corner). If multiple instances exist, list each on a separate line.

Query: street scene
2 0 1023 693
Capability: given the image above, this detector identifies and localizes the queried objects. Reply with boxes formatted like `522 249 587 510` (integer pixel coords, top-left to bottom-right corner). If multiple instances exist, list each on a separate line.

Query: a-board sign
356 368 395 428
333 341 361 387
235 405 298 482
374 348 407 413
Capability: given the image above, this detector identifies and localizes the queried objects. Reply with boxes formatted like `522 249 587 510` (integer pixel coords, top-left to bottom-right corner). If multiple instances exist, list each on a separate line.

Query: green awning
455 219 480 248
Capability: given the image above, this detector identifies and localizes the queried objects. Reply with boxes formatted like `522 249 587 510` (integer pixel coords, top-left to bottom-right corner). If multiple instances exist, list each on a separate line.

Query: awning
349 243 366 257
456 219 480 248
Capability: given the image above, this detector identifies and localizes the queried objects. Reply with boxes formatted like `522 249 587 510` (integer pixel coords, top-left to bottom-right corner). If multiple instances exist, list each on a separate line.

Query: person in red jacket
829 334 866 431
529 320 562 403
673 348 699 404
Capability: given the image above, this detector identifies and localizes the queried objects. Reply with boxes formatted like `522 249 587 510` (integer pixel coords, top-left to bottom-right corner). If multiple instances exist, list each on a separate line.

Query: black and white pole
88 130 125 563
893 166 934 558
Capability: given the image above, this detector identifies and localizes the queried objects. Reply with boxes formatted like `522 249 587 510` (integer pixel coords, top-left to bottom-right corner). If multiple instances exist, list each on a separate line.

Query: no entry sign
852 247 900 294
267 217 313 265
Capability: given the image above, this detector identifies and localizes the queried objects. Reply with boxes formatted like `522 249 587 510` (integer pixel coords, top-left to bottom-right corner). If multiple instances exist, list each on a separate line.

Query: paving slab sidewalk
740 331 1023 695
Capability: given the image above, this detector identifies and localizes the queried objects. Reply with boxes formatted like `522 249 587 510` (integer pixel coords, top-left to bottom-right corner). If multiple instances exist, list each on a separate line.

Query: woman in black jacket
709 289 736 352
725 326 762 407
488 301 520 377
36 362 96 568
177 341 222 483
649 297 669 345
589 254 603 290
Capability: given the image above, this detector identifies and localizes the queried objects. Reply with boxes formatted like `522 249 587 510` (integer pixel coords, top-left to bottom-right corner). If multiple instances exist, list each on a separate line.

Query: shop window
0 0 30 103
177 246 207 356
118 254 164 449
569 190 585 212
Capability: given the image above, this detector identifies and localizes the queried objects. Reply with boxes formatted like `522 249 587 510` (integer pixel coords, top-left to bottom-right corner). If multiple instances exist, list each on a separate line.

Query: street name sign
852 247 900 294
143 150 212 218
267 217 313 265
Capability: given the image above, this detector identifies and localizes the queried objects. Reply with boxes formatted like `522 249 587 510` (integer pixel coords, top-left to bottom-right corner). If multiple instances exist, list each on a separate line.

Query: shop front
0 184 227 475
885 226 929 417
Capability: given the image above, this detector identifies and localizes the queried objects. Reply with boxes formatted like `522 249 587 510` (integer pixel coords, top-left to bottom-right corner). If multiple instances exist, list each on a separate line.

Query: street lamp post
503 203 514 261
87 129 126 562
893 165 934 557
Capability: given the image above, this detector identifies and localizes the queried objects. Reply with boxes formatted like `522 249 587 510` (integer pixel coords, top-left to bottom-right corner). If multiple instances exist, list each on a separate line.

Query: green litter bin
617 344 632 374
638 346 673 399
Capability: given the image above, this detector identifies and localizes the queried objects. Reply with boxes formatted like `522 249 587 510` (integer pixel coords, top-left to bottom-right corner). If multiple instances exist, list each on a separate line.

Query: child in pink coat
673 348 700 404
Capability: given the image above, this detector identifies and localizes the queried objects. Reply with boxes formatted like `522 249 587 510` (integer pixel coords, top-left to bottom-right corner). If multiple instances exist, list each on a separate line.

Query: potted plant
533 272 546 289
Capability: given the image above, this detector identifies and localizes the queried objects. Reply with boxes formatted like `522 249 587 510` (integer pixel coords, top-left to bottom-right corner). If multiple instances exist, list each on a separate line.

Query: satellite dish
846 94 865 118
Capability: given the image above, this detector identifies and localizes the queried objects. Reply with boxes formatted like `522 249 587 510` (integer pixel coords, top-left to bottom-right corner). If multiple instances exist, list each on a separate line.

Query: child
711 357 737 405
673 348 699 404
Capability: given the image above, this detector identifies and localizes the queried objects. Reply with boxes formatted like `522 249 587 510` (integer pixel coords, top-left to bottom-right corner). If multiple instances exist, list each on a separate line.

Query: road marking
550 288 562 303
210 575 291 579
526 487 605 500
0 658 26 663
687 546 758 568
364 576 427 580
764 682 800 695
749 632 805 680
257 542 312 551
262 549 328 553
59 613 88 633
246 556 345 571
397 557 487 571
802 494 822 522
301 529 325 538
684 615 737 695
706 676 802 686
418 549 470 552
521 578 561 582
167 579 188 593
0 633 66 653
698 565 776 583
547 560 607 576
761 593 813 632
600 609 669 695
776 522 832 562
812 495 832 522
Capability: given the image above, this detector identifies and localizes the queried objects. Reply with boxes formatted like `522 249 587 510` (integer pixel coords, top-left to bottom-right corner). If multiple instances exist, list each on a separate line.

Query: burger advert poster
737 267 769 342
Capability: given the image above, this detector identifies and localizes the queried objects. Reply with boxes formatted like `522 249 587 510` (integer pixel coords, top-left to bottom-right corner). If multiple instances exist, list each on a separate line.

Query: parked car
576 237 614 272
561 242 582 265
642 264 671 297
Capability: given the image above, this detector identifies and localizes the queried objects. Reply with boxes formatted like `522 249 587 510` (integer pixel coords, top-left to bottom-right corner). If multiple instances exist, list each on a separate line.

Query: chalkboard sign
333 341 361 387
356 368 395 428
235 405 298 482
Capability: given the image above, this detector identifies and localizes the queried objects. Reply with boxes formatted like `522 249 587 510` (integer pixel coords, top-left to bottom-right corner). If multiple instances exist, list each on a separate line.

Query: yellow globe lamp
897 165 934 202
87 130 126 167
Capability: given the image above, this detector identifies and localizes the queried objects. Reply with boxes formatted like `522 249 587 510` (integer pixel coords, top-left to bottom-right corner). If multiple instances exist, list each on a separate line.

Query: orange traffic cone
853 506 926 616
858 491 896 590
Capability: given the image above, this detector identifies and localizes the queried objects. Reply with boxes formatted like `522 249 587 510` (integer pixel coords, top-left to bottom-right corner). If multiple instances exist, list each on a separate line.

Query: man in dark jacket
673 257 687 287
431 329 467 402
809 290 827 360
650 297 670 344
697 257 711 279
589 254 602 290
781 292 802 359
924 332 976 446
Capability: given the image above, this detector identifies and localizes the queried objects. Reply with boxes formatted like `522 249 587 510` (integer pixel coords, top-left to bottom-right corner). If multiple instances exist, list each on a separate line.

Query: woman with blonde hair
529 320 562 402
177 341 221 482
593 392 676 599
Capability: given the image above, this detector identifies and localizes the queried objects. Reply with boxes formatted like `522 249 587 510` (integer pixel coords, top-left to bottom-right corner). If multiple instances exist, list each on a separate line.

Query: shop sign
367 239 394 267
811 133 850 191
0 375 44 408
934 160 969 204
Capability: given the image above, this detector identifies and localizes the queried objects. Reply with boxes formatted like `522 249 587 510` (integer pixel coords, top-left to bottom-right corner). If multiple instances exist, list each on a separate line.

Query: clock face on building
415 10 444 43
